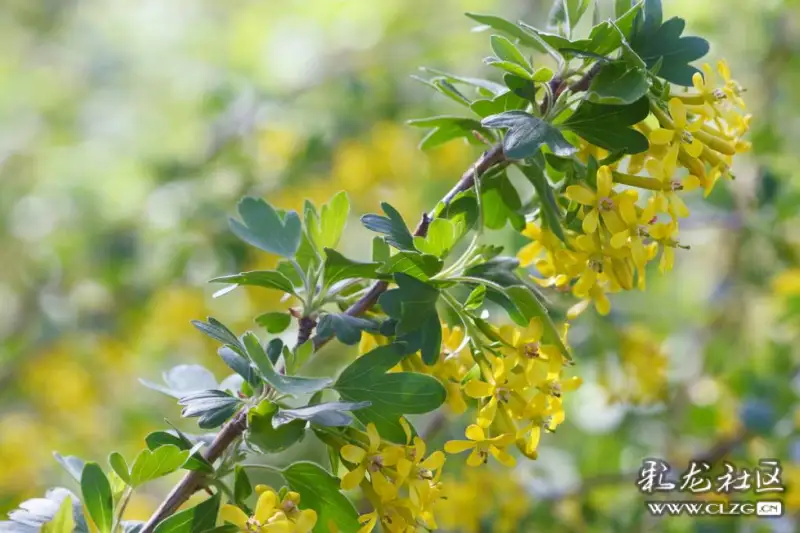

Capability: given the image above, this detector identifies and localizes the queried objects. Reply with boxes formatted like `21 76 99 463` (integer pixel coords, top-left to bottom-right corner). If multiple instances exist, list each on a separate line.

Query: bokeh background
1 0 798 531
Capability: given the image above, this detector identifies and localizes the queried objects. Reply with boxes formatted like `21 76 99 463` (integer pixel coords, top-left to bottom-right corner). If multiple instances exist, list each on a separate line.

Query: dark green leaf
560 97 649 154
208 270 295 295
323 249 380 286
587 61 649 105
482 111 577 160
481 172 525 231
377 251 443 281
191 318 246 354
80 463 113 533
242 333 332 395
233 467 252 510
107 453 130 485
218 346 260 388
335 344 446 413
152 493 219 533
316 314 378 346
518 163 568 245
178 390 242 429
372 237 390 263
254 312 292 334
246 401 306 454
273 401 371 428
229 197 302 258
282 462 359 533
360 202 415 251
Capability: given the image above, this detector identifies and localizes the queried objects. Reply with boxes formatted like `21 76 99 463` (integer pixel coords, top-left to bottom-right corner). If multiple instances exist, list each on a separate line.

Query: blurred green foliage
0 0 798 531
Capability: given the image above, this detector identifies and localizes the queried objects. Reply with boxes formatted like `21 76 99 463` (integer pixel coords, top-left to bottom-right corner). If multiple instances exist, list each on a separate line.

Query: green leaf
229 197 302 258
471 90 527 118
42 496 75 533
316 314 378 346
490 34 531 69
143 431 213 474
481 172 525 231
519 162 568 245
360 202 415 251
246 401 306 453
377 251 443 281
482 111 576 160
80 463 113 533
139 364 220 400
484 57 533 80
323 249 380 286
191 318 246 354
152 493 219 533
560 97 649 154
419 67 507 95
218 346 260 388
128 445 190 487
564 0 592 34
631 16 709 86
309 191 349 250
464 285 487 311
408 116 490 151
465 13 546 53
378 274 439 335
430 78 471 106
178 390 242 429
273 401 371 428
413 218 458 258
587 61 649 105
233 466 252 510
282 462 359 533
255 312 292 334
372 237 390 263
108 453 130 485
242 332 332 395
335 344 446 414
53 453 85 483
208 270 295 295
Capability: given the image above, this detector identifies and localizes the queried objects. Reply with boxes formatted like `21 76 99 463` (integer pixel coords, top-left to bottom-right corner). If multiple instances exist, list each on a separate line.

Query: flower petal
254 490 279 523
444 439 476 454
489 445 516 467
465 424 485 442
582 208 599 234
597 166 613 198
464 379 493 399
668 98 686 127
340 465 366 490
649 128 675 145
340 445 367 465
565 185 596 206
219 505 249 529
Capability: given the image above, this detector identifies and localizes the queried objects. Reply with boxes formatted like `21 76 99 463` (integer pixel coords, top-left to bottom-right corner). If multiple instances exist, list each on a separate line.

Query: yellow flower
645 144 698 220
339 423 401 501
277 491 318 533
463 354 526 428
357 511 378 533
611 194 657 272
220 489 292 533
649 98 704 158
717 60 746 109
444 424 516 467
565 166 625 235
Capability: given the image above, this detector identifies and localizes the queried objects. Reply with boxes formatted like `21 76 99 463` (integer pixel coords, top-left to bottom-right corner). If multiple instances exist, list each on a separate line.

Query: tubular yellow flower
220 489 295 533
650 98 704 157
565 166 625 235
339 423 401 501
444 424 516 467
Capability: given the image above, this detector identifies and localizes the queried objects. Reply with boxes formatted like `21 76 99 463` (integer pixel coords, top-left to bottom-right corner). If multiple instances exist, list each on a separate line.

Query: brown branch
312 143 506 349
140 143 507 532
140 408 248 533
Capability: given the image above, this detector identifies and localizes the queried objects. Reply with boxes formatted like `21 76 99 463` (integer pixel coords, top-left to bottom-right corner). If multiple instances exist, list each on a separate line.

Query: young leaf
483 57 533 80
377 251 444 281
464 285 487 311
272 401 372 428
144 431 213 474
309 191 350 250
152 493 219 533
360 203 415 251
80 463 113 533
418 67 507 95
229 197 302 258
218 346 260 388
323 249 380 286
208 270 295 295
255 312 292 334
191 318 246 354
242 332 332 395
128 445 190 488
178 390 242 429
465 13 547 53
108 453 130 485
407 116 490 151
372 237 390 263
413 218 458 258
490 34 531 70
282 462 360 533
565 0 592 33
41 497 75 533
587 61 650 105
482 111 576 160
316 314 378 346
246 401 306 453
335 344 446 414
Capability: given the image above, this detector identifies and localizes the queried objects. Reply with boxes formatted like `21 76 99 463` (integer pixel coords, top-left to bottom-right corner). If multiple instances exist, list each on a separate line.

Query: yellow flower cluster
220 485 317 533
444 319 581 464
599 325 669 405
519 60 750 318
339 421 445 533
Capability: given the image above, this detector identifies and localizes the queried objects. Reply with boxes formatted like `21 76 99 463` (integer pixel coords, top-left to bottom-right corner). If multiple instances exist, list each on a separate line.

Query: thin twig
140 143 507 532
